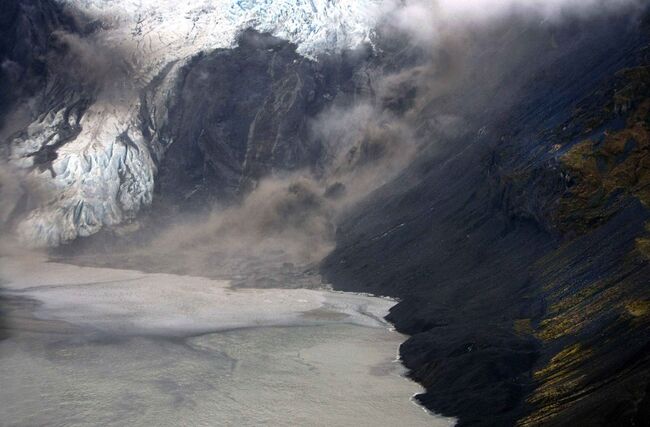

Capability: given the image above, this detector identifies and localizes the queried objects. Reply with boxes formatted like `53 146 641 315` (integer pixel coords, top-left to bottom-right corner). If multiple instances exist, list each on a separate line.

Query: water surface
0 257 454 426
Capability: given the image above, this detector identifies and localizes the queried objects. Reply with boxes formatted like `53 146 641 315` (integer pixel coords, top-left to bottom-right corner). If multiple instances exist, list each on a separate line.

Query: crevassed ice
12 0 383 246
63 0 381 58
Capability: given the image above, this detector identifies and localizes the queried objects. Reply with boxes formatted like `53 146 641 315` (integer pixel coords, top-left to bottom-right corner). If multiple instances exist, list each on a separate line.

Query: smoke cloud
382 0 646 45
0 161 51 256
7 0 647 284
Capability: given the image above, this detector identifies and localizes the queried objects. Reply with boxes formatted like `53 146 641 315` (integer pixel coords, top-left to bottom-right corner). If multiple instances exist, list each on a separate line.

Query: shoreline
0 255 453 425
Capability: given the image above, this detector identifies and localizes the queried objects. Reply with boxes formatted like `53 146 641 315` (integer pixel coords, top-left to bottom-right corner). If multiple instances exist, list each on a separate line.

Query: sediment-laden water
0 257 454 427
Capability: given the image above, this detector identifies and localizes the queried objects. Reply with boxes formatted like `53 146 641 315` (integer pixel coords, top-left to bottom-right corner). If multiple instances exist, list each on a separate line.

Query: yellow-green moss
637 237 650 259
533 344 593 380
520 66 650 427
625 299 650 317
557 97 650 233
537 282 622 341
548 282 604 314
518 344 594 426
636 222 650 259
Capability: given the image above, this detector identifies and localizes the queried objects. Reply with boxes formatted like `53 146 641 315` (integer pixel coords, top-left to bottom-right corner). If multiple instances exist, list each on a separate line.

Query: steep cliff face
150 30 371 211
322 11 650 427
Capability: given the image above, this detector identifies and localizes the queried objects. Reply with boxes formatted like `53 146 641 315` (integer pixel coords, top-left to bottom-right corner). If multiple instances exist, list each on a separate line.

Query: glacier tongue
8 0 383 246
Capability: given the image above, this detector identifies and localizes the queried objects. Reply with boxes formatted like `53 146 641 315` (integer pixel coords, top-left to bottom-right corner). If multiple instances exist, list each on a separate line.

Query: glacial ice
8 0 383 246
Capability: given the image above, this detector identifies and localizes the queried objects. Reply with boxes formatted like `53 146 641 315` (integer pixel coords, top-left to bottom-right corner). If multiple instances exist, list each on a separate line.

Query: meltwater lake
0 257 454 427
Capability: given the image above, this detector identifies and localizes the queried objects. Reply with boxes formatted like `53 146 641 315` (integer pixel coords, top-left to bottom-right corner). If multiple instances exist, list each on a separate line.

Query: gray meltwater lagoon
0 257 454 427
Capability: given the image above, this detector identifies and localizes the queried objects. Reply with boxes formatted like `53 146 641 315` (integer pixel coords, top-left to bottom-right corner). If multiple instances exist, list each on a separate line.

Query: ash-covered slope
322 10 650 427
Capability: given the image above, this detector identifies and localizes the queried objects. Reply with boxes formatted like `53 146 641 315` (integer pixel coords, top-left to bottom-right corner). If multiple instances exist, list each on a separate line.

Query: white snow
61 0 382 60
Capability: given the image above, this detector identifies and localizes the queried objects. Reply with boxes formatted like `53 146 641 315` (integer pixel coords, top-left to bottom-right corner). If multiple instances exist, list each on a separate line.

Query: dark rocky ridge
322 10 650 427
0 0 54 123
0 0 81 133
146 30 372 214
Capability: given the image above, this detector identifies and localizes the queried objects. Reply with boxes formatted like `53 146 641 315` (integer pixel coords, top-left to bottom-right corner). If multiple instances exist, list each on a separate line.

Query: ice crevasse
8 0 383 246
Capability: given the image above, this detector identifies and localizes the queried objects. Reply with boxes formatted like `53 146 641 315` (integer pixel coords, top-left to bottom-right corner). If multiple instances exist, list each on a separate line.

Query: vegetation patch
537 280 622 341
625 299 650 317
519 344 594 426
524 65 650 423
636 222 650 259
552 64 649 235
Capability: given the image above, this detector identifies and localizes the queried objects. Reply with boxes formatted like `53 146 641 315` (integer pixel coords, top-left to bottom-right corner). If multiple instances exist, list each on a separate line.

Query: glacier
6 0 383 246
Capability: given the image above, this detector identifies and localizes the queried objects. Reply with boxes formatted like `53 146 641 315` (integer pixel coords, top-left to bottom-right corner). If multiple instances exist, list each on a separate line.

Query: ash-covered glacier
2 0 382 246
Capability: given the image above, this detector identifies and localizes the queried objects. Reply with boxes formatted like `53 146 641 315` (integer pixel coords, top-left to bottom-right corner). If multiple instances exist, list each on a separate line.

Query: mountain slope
2 2 649 426
0 0 381 246
322 10 650 427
